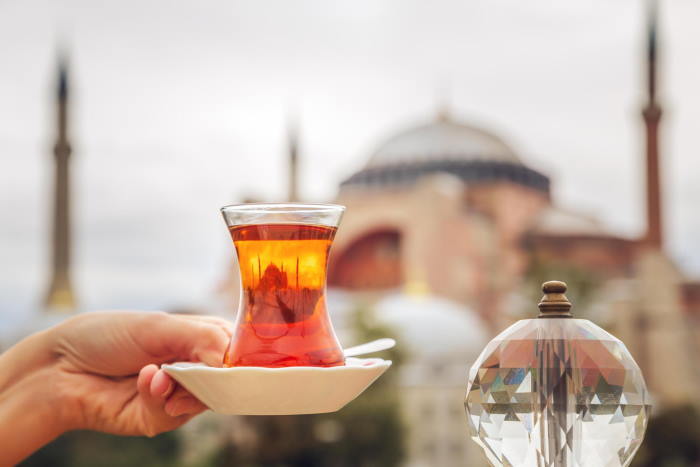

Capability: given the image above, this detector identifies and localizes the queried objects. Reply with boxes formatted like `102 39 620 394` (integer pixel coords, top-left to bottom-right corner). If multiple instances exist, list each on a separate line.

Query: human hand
52 311 233 435
0 311 232 465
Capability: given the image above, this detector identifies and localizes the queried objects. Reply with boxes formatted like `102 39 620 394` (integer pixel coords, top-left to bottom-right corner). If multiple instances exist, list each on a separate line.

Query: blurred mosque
328 0 700 410
217 4 700 465
317 4 699 462
4 1 700 466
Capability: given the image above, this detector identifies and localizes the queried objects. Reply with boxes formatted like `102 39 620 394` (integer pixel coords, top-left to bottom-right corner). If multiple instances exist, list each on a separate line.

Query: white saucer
162 357 392 415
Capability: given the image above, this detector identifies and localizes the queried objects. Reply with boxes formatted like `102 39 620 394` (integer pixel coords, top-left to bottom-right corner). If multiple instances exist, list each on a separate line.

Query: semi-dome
341 115 549 194
375 292 488 361
374 292 489 386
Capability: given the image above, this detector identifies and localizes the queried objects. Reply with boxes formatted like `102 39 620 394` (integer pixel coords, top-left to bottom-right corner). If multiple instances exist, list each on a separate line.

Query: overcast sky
1 0 698 314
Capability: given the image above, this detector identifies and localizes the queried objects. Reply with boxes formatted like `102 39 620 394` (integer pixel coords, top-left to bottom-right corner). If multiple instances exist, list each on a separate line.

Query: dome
341 115 549 193
367 118 520 169
374 292 489 361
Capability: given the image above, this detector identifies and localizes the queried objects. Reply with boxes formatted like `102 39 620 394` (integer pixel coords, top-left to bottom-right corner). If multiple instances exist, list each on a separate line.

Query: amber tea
224 223 345 367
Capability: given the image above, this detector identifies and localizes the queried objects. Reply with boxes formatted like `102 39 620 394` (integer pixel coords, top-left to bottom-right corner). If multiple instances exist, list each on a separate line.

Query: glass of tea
221 203 346 368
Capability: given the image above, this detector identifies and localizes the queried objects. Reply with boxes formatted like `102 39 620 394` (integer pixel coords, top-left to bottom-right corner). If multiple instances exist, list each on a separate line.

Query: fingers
128 312 230 436
173 314 235 335
135 365 206 435
191 326 229 367
170 315 234 366
164 386 207 417
169 317 231 367
150 369 174 398
137 364 166 409
137 364 159 396
143 367 206 417
134 313 232 367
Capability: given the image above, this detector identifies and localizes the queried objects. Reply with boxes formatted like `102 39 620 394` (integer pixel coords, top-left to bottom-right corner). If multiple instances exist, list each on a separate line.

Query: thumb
169 314 232 366
134 312 231 367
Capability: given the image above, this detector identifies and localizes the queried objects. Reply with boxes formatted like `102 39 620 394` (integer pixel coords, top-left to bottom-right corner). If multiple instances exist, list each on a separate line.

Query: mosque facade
318 5 700 465
324 106 699 464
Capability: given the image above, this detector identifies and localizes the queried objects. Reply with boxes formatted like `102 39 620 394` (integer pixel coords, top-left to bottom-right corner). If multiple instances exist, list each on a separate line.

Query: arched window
328 230 402 290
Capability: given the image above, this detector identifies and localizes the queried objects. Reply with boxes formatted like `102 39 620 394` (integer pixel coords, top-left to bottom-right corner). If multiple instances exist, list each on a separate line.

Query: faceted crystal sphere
465 319 650 467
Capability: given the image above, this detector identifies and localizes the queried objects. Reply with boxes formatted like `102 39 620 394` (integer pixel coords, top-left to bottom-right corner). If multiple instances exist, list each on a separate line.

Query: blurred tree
631 404 700 467
20 430 181 467
205 303 406 467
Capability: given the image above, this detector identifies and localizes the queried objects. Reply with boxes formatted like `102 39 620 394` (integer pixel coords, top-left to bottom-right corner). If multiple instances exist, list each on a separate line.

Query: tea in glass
221 204 345 367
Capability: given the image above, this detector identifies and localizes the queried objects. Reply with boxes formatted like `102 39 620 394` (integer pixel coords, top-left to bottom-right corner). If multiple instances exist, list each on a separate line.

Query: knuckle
141 311 169 329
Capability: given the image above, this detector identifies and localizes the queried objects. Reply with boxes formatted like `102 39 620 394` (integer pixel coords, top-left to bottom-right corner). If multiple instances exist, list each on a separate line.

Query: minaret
44 57 77 312
287 118 299 201
642 0 663 249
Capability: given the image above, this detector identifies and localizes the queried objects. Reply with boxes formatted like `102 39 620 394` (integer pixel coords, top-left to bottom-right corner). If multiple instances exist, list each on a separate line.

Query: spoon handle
343 338 396 358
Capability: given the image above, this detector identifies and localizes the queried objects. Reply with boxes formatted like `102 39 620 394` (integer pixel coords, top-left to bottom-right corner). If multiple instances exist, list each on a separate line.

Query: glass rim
220 202 345 215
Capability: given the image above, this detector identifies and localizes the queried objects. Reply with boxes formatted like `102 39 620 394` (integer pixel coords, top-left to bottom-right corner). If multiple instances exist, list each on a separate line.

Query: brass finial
537 281 573 318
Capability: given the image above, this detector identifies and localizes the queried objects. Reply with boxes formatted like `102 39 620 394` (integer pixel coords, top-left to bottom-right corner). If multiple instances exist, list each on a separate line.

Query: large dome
367 118 520 169
341 115 549 193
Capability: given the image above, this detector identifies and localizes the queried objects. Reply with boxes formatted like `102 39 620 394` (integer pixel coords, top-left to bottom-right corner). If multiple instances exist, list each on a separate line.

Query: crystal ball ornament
465 281 650 467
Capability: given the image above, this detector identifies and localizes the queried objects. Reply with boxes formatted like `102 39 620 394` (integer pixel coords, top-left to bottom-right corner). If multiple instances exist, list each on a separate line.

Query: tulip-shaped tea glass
221 203 345 368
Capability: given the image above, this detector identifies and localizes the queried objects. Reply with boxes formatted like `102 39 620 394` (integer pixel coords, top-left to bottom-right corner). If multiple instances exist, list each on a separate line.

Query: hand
0 311 233 465
53 311 233 434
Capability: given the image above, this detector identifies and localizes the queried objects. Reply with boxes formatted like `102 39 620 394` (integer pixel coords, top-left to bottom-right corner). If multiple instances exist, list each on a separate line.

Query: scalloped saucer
162 357 392 415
